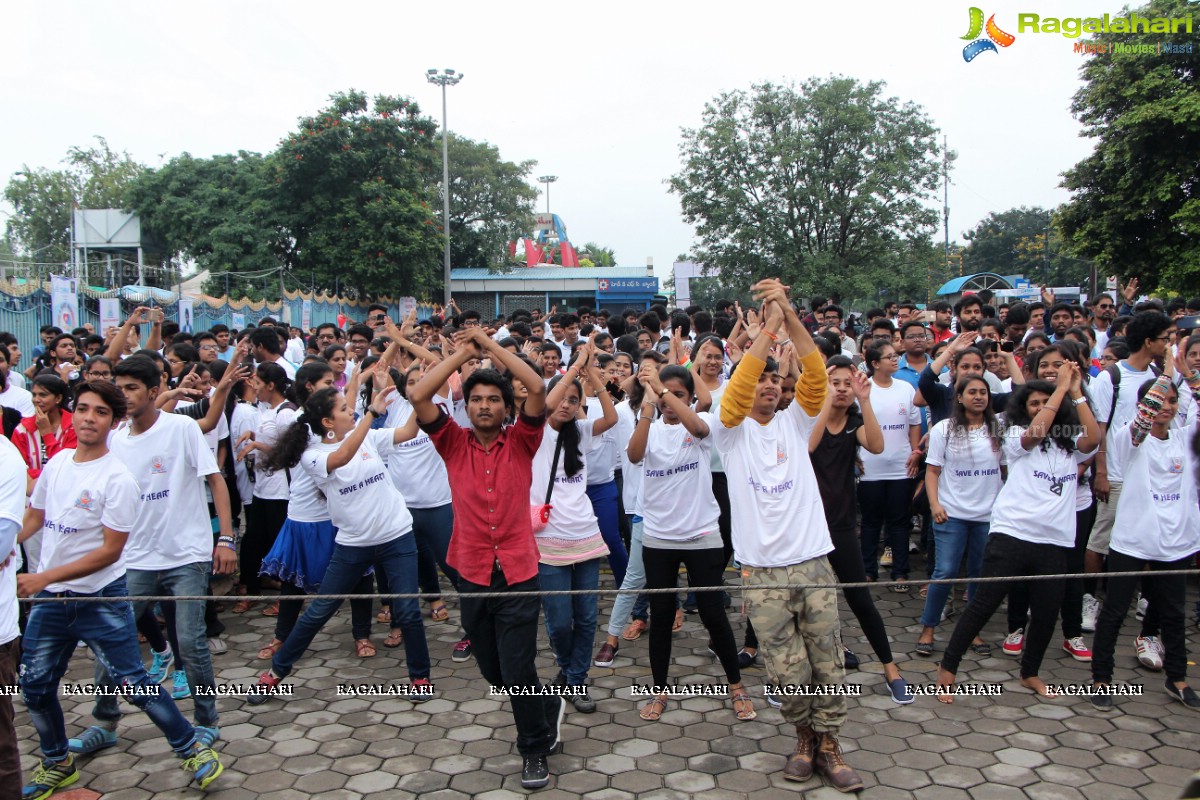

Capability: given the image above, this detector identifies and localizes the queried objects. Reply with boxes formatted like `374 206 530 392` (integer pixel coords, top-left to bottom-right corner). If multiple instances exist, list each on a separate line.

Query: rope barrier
16 567 1200 603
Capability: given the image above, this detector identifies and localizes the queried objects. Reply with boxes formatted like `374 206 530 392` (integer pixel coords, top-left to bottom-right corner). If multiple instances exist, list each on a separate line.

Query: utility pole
427 68 464 306
1043 212 1051 286
937 135 950 306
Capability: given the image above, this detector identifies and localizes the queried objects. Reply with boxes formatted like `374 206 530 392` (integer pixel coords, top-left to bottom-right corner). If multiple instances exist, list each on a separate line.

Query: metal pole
440 83 452 306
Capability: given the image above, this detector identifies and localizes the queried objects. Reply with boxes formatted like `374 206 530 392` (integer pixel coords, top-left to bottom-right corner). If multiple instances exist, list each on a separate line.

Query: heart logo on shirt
1048 481 1064 497
150 456 167 474
74 490 96 511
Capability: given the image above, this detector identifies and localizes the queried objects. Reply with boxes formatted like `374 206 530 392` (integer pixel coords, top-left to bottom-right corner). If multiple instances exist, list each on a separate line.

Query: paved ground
13 556 1200 799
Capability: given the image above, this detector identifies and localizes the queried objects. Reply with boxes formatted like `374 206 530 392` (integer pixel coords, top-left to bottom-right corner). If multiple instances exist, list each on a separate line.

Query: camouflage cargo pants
743 556 847 732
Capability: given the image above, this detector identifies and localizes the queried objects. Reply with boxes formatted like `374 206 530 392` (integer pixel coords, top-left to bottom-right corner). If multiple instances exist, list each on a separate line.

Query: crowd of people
0 280 1197 796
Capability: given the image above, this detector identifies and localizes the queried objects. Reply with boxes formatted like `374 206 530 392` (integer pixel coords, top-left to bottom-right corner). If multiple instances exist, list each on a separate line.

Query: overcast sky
3 1 1131 283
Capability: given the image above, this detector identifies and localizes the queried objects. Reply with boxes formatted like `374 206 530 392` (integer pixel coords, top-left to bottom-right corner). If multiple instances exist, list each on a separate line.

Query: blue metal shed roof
451 267 653 281
936 272 1014 295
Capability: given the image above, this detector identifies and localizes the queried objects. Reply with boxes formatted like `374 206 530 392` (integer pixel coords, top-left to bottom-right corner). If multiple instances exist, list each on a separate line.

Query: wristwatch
659 388 670 398
1072 396 1088 406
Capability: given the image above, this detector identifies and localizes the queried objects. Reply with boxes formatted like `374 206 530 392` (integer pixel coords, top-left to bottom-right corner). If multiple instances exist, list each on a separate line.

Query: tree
439 134 538 272
1057 0 1200 294
3 137 145 271
579 242 617 267
669 77 946 301
272 90 445 299
127 152 281 299
962 206 1091 288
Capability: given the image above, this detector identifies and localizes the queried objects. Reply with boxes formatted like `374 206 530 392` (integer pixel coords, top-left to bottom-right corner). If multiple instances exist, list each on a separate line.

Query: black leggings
243 499 287 594
643 545 739 689
1007 503 1096 639
274 578 375 643
744 525 894 665
1093 551 1191 683
942 533 1066 679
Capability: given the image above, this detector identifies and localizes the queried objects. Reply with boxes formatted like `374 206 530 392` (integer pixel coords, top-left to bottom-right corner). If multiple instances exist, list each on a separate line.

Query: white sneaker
1135 636 1164 671
1151 636 1166 663
908 540 920 554
1135 595 1148 622
1081 594 1100 633
207 637 228 655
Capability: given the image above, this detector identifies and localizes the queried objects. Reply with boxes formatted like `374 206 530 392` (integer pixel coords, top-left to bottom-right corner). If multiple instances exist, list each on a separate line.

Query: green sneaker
23 754 79 800
179 744 224 790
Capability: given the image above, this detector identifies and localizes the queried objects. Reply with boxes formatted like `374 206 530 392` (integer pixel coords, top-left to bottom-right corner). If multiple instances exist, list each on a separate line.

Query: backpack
1104 362 1160 426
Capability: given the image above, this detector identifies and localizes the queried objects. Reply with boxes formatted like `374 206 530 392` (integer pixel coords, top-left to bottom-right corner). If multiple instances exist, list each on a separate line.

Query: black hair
31 374 71 411
256 361 296 404
546 374 584 476
863 340 894 377
668 312 691 339
815 333 840 360
262 387 341 472
48 333 77 354
952 346 985 372
1025 331 1052 350
614 334 639 358
713 315 735 340
871 319 896 334
73 378 127 420
463 368 516 418
346 324 374 343
295 361 334 403
249 326 283 356
949 374 1000 452
1049 302 1075 320
167 342 200 364
692 311 713 335
690 334 724 362
593 332 613 351
824 304 845 322
210 323 229 334
1006 380 1079 453
728 354 779 380
955 295 984 314
658 365 695 401
1005 303 1031 326
322 343 347 364
1103 337 1131 361
930 300 951 314
1125 310 1172 353
113 354 163 391
639 312 661 334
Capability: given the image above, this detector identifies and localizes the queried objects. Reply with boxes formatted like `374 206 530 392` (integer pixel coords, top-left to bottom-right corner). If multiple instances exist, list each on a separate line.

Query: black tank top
811 410 863 532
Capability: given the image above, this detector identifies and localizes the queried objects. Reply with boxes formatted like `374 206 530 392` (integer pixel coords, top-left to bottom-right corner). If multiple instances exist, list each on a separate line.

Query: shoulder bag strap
544 433 565 505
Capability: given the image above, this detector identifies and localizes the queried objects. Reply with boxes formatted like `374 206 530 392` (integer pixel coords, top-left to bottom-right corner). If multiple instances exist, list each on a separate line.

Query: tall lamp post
426 68 463 306
539 175 558 214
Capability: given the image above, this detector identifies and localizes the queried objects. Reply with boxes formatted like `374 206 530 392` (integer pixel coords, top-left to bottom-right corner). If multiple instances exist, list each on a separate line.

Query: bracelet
762 329 779 342
1072 396 1088 406
1042 405 1060 413
217 535 235 544
366 407 379 418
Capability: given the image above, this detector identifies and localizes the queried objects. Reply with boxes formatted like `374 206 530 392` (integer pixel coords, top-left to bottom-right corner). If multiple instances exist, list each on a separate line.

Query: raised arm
585 357 618 435
327 377 395 472
642 359 709 438
756 279 826 415
105 306 151 362
852 369 885 454
1021 361 1074 450
720 294 783 429
409 339 474 424
475 327 547 416
546 341 592 419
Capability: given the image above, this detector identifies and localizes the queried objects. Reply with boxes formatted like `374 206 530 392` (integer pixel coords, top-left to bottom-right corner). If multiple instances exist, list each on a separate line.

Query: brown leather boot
782 724 816 782
814 732 864 793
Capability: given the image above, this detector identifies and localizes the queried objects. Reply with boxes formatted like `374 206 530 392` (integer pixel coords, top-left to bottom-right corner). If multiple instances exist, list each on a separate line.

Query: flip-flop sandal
971 641 993 657
622 620 647 641
731 691 757 721
258 640 283 660
672 609 684 632
232 599 256 614
383 630 404 649
639 696 669 720
262 603 280 617
377 608 392 624
430 603 450 623
919 586 929 599
355 639 377 658
915 641 934 656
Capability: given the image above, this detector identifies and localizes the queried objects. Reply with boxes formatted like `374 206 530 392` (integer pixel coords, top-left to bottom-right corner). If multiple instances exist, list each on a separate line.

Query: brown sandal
355 639 377 658
232 599 256 614
430 602 449 623
377 607 392 624
731 690 757 721
258 639 284 660
383 630 404 649
621 619 647 641
639 695 669 720
262 602 280 617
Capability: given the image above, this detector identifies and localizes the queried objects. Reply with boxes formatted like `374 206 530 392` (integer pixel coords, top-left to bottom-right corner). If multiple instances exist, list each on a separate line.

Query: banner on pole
301 299 312 331
99 298 121 337
51 276 79 332
231 313 246 330
178 298 194 334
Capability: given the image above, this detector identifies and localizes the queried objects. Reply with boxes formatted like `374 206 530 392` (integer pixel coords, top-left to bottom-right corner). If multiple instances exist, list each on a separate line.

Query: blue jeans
25 577 195 759
607 518 646 637
920 518 990 628
274 533 430 679
412 503 459 596
94 562 218 727
587 481 627 589
538 558 600 686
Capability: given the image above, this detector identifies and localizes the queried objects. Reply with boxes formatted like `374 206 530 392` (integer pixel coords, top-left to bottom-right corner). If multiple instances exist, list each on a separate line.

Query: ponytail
260 387 339 472
546 374 584 477
256 362 296 405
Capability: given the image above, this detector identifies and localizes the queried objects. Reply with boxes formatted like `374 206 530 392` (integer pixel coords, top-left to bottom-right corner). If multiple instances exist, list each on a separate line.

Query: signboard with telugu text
597 277 657 293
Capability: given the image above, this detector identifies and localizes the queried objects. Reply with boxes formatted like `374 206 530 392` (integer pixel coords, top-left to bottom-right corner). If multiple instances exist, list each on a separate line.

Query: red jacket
11 410 76 480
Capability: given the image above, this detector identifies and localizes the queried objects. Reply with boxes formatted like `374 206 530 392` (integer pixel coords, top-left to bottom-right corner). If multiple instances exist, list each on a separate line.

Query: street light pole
539 175 558 215
426 68 463 306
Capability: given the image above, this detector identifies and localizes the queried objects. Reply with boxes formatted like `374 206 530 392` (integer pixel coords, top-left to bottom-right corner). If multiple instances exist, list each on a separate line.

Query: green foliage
669 77 946 302
1058 0 1200 294
3 137 145 267
963 206 1092 288
579 242 617 267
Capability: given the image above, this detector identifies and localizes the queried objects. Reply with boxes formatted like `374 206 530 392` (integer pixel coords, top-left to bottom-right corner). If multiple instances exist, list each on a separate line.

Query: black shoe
737 648 759 669
843 647 860 671
1090 689 1114 712
1165 680 1200 711
571 689 596 713
547 695 566 752
521 754 550 789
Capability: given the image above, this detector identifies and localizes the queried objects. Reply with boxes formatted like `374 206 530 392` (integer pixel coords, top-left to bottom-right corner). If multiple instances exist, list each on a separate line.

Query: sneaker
1135 594 1148 622
147 647 174 684
737 648 759 669
1002 629 1024 657
521 754 550 789
547 695 566 753
246 671 284 705
410 677 435 704
207 637 228 655
451 638 473 662
67 725 118 755
23 755 79 800
910 515 922 534
880 547 893 567
194 725 221 749
1090 686 1115 712
1164 681 1200 711
843 647 860 671
1081 594 1100 633
814 733 864 793
594 642 618 668
571 688 596 714
1063 637 1093 662
1136 636 1164 671
765 686 782 709
908 539 920 553
170 670 192 699
179 744 224 790
887 677 915 705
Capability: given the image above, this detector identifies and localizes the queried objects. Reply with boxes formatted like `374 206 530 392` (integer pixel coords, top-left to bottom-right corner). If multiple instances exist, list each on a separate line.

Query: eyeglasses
903 334 927 341
85 371 112 378
199 344 218 351
1096 304 1114 309
1154 335 1173 342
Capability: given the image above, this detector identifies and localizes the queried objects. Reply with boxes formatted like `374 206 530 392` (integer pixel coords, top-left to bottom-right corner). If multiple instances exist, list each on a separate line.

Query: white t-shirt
178 399 229 460
925 420 1004 522
711 400 832 568
708 382 727 473
253 402 298 501
1089 361 1156 483
0 437 26 645
384 396 453 509
636 413 720 542
284 337 306 367
30 451 139 593
989 429 1096 547
860 379 921 481
0 382 34 417
230 403 260 507
615 401 644 516
301 428 413 546
1110 421 1199 561
585 399 617 485
111 412 221 570
286 431 330 523
530 420 598 541
266 355 298 380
